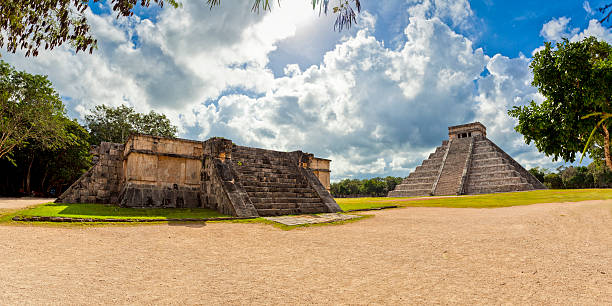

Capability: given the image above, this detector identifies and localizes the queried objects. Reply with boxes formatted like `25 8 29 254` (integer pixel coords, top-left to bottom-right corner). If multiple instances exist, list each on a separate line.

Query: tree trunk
26 155 34 195
40 161 49 194
603 124 612 172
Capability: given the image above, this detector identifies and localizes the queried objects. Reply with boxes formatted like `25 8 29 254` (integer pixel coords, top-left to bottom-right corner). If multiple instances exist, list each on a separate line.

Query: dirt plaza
1 200 611 304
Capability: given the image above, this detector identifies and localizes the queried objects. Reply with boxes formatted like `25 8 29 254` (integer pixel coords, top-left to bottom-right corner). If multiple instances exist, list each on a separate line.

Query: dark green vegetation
0 61 176 197
330 176 403 197
1 60 92 196
85 104 178 144
509 37 612 171
0 60 69 160
336 189 612 211
529 163 612 189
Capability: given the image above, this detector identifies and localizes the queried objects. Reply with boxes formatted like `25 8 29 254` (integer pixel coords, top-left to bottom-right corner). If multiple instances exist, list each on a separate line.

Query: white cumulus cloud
3 1 612 180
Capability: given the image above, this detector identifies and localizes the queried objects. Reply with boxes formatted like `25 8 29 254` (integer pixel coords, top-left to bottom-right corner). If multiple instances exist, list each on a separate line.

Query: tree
0 60 67 160
528 167 547 183
3 117 92 195
330 176 403 197
508 37 612 171
1 0 359 57
84 104 177 144
543 173 564 189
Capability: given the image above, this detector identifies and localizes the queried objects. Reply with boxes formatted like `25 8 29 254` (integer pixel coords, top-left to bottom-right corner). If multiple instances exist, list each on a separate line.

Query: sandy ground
0 197 56 209
1 200 611 304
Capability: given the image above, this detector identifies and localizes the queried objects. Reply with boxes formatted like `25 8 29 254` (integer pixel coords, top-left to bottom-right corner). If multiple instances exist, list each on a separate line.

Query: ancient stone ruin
389 122 546 197
56 135 340 217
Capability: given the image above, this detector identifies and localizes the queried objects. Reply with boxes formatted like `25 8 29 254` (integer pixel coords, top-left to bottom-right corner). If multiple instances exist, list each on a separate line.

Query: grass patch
336 189 612 210
9 202 229 221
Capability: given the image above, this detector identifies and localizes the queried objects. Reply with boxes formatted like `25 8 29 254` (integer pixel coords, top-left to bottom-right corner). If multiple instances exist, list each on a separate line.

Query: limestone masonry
57 135 340 217
388 122 546 197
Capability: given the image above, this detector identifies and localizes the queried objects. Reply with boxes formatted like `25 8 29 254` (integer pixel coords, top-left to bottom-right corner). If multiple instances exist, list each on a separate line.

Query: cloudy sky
3 0 612 181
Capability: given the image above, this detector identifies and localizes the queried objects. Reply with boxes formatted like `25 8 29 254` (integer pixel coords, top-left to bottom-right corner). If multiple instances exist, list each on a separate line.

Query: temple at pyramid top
448 122 486 139
388 122 545 197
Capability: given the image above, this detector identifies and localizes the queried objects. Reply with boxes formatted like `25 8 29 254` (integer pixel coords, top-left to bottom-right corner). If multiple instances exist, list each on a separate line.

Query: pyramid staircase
230 146 331 216
388 123 545 197
388 141 449 197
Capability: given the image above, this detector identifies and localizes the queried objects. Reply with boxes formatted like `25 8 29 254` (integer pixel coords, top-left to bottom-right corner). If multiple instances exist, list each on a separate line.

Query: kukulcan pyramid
388 122 546 197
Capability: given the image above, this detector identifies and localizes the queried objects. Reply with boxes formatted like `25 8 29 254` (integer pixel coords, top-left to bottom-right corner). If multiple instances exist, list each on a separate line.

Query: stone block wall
56 142 124 204
310 157 331 191
119 135 205 208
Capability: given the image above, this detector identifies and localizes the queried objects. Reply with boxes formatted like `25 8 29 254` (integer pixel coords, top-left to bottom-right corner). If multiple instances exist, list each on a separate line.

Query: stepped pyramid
388 122 546 197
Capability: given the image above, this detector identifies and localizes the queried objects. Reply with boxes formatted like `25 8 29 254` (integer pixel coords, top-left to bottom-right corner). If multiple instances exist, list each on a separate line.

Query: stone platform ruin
56 135 340 217
388 122 546 197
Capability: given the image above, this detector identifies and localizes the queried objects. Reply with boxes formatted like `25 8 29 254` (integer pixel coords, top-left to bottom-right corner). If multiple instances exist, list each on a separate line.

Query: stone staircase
464 138 535 194
433 137 472 196
388 141 449 197
231 146 330 216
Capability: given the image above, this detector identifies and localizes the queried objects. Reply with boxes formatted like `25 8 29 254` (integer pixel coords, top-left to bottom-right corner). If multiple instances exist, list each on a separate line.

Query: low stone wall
118 182 202 208
56 142 124 204
118 135 205 208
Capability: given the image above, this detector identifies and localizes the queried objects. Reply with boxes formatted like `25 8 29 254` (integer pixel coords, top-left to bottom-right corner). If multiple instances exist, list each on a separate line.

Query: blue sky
3 0 612 180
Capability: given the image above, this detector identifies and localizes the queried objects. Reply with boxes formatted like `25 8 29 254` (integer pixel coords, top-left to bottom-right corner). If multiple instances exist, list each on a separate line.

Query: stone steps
240 177 301 184
251 197 322 204
231 146 330 216
243 186 315 193
401 176 436 185
471 151 502 159
433 138 471 196
388 189 431 197
233 164 297 172
256 206 326 216
415 164 441 172
422 158 443 166
468 176 527 186
468 170 521 181
408 169 439 178
247 191 318 198
470 157 509 168
466 183 533 194
469 164 514 174
236 172 302 180
472 146 495 154
231 155 294 164
393 182 432 191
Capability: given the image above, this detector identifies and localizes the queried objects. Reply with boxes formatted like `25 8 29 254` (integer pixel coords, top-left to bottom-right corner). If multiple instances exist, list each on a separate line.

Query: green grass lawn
336 189 612 211
3 189 611 226
6 202 229 221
